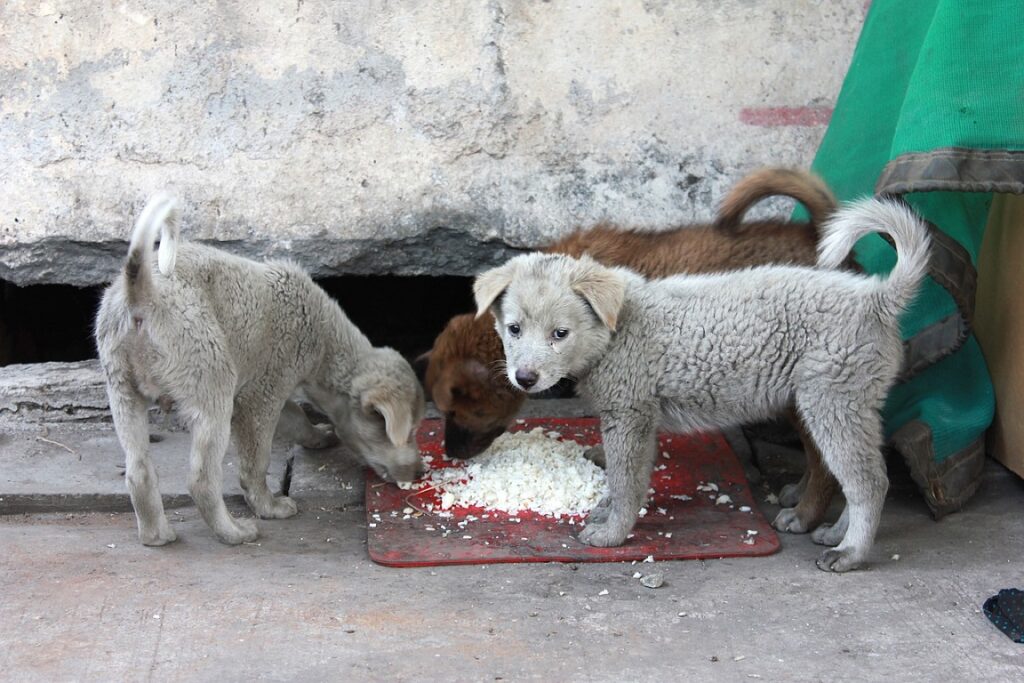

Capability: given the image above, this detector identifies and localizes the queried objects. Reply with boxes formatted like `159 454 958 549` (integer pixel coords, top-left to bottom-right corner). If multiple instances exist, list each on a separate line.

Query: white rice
424 427 607 518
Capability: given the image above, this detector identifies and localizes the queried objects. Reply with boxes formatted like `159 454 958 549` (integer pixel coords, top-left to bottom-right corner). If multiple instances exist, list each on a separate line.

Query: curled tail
818 197 931 313
125 192 180 314
714 168 837 233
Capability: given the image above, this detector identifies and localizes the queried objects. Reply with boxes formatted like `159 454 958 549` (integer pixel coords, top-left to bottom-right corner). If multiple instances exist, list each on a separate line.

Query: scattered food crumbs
657 507 667 515
739 506 751 513
665 532 673 539
106 543 116 549
462 535 472 540
746 530 758 535
426 429 604 517
402 507 414 514
559 591 566 596
891 554 900 561
640 573 664 589
368 523 376 528
633 571 643 579
671 494 692 501
662 452 670 459
742 538 755 545
643 555 655 563
765 492 779 504
697 482 719 492
598 589 609 596
715 494 733 506
638 508 648 517
678 611 687 617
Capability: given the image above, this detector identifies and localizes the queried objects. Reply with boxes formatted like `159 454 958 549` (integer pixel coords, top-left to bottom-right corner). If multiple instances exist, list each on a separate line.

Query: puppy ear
362 388 414 447
571 260 626 331
473 262 515 319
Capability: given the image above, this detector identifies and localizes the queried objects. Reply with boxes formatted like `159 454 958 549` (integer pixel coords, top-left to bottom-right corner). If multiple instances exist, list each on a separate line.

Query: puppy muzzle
444 416 508 459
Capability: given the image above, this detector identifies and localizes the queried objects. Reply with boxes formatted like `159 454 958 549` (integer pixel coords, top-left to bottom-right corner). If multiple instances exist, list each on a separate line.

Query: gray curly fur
475 198 930 572
96 194 425 546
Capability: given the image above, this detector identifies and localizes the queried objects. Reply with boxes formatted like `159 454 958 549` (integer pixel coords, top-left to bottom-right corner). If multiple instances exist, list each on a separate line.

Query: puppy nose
515 369 539 389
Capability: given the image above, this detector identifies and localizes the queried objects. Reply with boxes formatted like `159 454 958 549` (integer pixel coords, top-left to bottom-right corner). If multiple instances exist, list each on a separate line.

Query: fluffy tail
125 192 180 314
818 197 931 312
714 168 836 233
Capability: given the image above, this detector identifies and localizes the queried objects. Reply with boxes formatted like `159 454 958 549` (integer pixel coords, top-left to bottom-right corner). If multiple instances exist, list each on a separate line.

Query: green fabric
799 0 1024 463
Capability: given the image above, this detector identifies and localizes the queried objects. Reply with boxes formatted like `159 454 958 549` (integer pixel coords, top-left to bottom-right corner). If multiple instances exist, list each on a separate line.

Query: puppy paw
815 548 864 573
586 495 613 525
811 522 845 547
577 519 630 547
778 482 803 508
299 424 339 450
262 495 299 520
772 507 810 534
217 517 260 545
140 525 178 547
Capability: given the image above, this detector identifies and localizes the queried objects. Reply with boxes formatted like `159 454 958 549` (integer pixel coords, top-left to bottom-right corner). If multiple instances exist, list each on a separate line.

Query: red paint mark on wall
739 106 834 127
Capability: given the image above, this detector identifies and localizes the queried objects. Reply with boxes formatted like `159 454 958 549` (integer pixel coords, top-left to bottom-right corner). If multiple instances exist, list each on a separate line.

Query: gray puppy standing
474 198 930 572
96 194 425 546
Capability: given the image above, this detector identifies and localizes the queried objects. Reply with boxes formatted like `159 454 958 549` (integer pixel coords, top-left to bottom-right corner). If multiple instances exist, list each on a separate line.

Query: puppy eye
552 328 570 340
507 323 521 337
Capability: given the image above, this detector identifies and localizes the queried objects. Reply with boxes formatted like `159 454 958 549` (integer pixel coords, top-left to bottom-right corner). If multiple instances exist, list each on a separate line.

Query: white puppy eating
96 194 425 546
473 198 930 571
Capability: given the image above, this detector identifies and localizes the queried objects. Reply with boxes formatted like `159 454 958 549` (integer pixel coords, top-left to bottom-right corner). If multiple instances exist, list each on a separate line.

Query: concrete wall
0 0 867 286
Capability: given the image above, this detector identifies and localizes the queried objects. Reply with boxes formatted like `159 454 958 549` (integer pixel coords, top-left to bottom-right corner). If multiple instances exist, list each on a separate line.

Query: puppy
96 194 425 546
425 168 843 532
474 198 930 571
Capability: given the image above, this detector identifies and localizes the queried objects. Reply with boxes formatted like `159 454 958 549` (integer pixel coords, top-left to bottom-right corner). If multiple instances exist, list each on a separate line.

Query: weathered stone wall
0 0 867 286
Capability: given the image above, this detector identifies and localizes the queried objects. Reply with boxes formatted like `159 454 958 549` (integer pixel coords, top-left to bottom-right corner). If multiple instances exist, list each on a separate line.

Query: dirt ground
2 457 1022 682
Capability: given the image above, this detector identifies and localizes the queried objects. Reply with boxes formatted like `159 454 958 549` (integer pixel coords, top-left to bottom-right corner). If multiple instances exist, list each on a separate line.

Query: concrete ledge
0 359 600 514
0 360 111 427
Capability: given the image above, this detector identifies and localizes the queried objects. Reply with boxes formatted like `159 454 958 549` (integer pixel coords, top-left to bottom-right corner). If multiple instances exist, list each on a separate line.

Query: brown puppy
424 168 842 531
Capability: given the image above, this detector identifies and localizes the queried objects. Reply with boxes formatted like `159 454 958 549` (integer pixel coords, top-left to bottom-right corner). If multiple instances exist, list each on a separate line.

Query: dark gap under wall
0 275 475 367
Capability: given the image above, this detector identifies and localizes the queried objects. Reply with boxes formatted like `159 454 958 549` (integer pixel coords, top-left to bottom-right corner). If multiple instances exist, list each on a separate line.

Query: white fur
476 198 931 572
97 194 425 546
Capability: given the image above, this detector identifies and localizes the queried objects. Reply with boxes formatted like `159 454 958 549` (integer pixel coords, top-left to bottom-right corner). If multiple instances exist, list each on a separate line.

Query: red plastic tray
366 417 779 567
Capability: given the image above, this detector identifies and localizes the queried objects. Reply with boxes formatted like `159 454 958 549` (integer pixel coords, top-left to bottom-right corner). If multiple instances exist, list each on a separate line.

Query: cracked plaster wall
0 0 867 285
